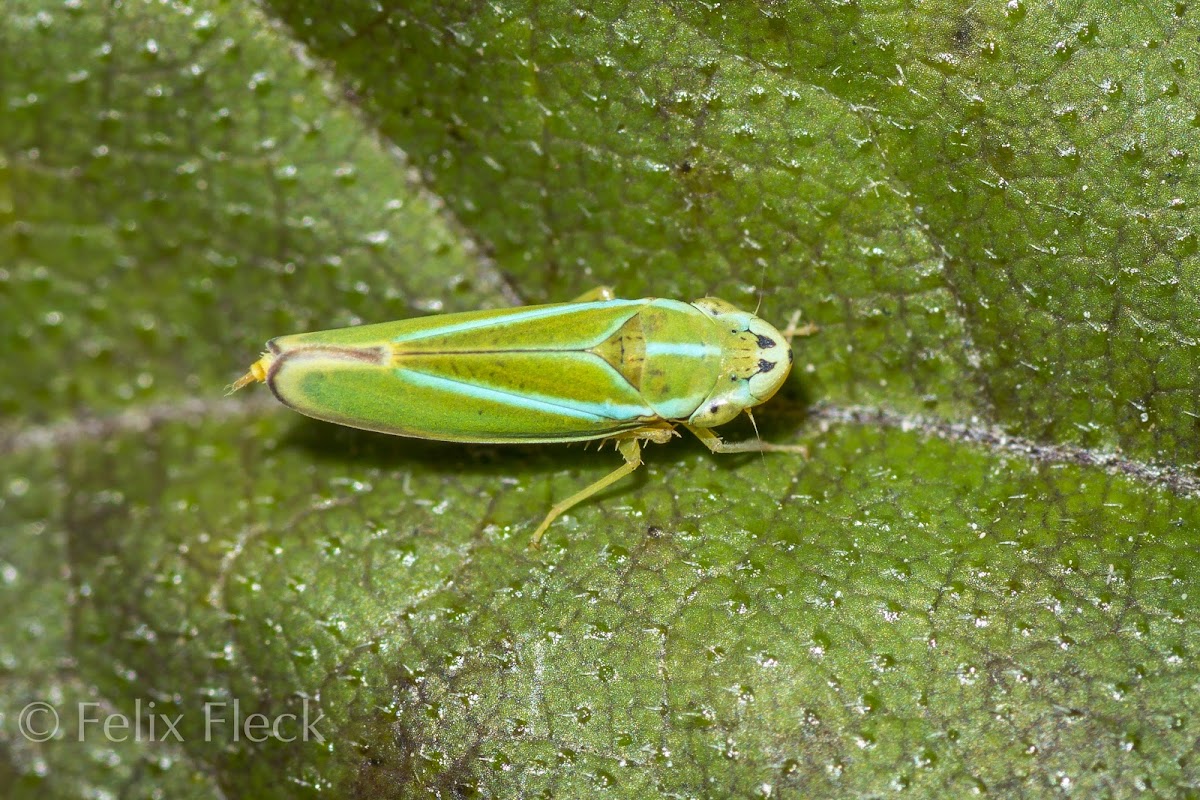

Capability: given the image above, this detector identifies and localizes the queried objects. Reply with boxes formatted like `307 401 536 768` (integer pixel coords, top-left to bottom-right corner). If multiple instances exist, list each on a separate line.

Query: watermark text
15 698 325 743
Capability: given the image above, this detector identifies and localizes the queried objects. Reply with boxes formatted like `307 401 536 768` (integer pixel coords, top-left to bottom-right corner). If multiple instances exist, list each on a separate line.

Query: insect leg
781 310 819 343
684 425 808 458
567 286 617 303
529 437 643 549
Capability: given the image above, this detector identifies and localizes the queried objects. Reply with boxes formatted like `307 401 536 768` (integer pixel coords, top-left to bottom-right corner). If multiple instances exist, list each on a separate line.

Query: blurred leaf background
2 0 1199 797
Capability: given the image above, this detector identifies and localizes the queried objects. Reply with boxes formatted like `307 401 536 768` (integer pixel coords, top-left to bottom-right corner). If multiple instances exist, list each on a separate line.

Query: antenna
744 408 768 466
753 262 768 316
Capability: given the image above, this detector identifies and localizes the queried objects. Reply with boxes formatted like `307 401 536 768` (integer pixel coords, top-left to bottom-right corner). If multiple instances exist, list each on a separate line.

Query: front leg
685 424 808 458
781 310 820 343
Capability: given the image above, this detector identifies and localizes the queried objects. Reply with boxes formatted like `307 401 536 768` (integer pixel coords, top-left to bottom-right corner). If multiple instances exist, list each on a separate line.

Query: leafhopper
232 287 813 546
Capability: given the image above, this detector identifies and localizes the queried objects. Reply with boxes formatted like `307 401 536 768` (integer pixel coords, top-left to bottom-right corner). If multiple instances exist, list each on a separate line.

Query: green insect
232 287 813 546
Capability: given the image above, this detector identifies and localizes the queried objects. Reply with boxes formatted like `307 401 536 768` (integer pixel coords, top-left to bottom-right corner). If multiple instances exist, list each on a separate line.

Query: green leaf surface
3 1 1199 798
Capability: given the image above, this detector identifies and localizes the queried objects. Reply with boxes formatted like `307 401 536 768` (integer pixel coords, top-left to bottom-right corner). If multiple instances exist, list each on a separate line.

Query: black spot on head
756 334 777 349
757 359 776 374
710 404 720 413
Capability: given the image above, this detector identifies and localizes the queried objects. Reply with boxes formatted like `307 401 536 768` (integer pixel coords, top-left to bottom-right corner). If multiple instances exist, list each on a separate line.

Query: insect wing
265 300 659 443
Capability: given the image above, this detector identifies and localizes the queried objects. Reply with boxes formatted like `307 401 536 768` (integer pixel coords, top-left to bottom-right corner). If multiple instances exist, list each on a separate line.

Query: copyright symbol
18 702 59 742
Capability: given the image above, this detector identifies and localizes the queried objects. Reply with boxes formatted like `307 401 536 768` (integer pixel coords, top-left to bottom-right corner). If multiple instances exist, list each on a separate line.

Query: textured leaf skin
2 1 1199 799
